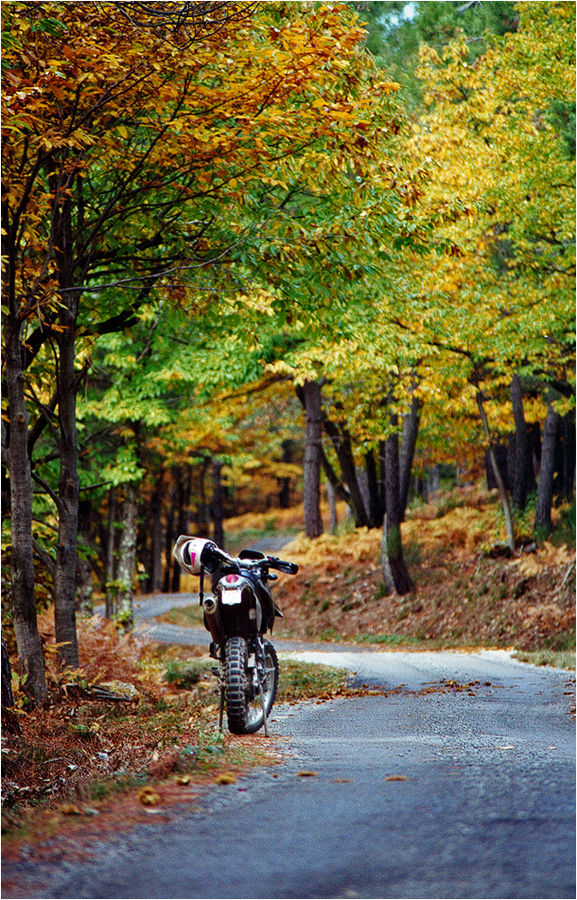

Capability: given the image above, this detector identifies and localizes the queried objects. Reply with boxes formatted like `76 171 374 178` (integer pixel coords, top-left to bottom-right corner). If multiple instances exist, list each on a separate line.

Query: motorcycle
172 536 298 735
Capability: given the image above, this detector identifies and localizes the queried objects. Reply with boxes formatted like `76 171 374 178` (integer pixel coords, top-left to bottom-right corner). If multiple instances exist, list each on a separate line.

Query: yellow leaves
137 786 161 806
215 772 237 785
175 774 193 786
511 543 575 579
284 527 379 568
376 81 401 93
266 360 297 378
58 803 82 816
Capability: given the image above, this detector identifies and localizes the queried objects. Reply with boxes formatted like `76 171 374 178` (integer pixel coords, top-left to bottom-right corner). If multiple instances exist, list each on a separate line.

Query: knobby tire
224 636 278 734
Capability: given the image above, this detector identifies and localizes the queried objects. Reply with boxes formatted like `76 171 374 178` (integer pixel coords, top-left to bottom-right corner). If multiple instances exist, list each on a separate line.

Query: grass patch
513 649 576 671
277 659 349 702
164 658 213 688
158 604 204 628
354 633 420 646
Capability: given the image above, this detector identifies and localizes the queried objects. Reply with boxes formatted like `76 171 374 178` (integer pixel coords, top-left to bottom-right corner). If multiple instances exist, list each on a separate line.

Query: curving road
4 635 575 899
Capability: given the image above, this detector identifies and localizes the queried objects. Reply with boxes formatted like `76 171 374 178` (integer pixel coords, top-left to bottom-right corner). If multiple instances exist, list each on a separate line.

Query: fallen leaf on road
175 774 193 785
384 775 409 782
137 786 161 806
215 772 237 785
58 803 82 815
297 770 318 777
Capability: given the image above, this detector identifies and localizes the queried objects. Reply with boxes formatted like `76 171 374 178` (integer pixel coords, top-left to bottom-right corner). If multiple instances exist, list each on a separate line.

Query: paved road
5 648 575 899
130 593 368 652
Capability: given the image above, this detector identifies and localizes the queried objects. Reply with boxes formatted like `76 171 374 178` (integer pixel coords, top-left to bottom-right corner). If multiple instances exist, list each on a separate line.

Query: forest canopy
2 1 575 703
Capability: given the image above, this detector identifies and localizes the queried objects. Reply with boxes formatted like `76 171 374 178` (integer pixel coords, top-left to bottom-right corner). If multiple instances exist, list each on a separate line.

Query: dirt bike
172 536 298 735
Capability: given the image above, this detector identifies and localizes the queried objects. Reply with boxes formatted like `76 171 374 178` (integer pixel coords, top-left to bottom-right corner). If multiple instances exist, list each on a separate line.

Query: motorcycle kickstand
257 679 270 738
218 685 225 732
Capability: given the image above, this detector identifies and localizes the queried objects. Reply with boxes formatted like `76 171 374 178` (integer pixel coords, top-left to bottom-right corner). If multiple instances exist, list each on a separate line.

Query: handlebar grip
267 557 299 575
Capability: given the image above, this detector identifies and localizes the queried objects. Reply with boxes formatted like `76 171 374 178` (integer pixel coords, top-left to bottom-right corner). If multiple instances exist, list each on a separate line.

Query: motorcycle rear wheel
224 636 278 734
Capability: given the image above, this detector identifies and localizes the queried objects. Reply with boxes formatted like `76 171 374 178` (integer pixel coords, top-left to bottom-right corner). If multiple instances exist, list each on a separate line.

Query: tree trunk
381 420 414 595
510 374 536 511
149 476 163 593
76 499 93 615
171 467 192 592
534 402 561 536
212 458 224 548
163 483 176 593
327 482 339 533
116 484 138 626
196 457 211 534
5 319 48 705
52 169 81 667
324 420 369 527
278 439 293 508
364 450 384 527
399 395 420 520
2 638 21 734
557 411 576 502
476 390 515 552
105 487 118 618
301 380 324 539
53 321 80 666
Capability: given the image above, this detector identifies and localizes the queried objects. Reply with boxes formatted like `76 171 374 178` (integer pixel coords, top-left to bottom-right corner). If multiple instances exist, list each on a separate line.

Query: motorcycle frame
199 562 276 735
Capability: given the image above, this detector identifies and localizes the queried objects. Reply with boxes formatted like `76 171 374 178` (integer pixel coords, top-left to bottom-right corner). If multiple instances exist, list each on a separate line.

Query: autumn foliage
1 2 575 705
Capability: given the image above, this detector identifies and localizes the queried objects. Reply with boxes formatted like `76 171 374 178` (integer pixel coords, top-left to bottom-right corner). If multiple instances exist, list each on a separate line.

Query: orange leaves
510 543 575 579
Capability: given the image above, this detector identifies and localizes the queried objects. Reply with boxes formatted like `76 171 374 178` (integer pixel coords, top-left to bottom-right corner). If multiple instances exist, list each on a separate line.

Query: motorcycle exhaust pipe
203 595 217 615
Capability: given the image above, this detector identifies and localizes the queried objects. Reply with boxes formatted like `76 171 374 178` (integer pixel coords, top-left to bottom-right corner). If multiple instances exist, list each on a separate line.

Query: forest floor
2 485 575 849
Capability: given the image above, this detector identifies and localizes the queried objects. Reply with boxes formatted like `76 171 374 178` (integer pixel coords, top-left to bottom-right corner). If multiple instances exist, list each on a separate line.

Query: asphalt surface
130 592 367 652
4 643 575 900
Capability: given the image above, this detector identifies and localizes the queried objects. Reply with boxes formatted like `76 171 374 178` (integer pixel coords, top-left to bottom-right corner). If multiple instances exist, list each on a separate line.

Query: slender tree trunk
558 411 576 502
76 499 93 614
53 315 80 666
212 458 224 547
328 423 369 527
378 441 387 517
105 487 117 617
510 374 536 511
399 395 420 520
364 451 384 527
319 446 351 505
116 484 138 626
476 390 515 552
149 475 163 593
171 467 192 592
381 419 414 595
163 483 176 593
327 482 338 533
302 380 324 539
5 320 48 704
195 457 211 534
278 439 293 508
2 638 20 734
534 402 561 536
52 171 81 666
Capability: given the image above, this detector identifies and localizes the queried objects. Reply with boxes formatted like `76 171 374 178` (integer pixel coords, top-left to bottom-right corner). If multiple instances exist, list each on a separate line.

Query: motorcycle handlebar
266 556 299 575
204 544 298 576
175 536 298 577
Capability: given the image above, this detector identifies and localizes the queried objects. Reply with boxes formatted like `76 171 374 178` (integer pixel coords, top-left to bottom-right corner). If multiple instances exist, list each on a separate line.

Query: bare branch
113 2 260 48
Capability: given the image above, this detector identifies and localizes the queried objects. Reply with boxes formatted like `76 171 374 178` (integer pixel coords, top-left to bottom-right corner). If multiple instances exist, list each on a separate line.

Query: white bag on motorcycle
173 536 217 575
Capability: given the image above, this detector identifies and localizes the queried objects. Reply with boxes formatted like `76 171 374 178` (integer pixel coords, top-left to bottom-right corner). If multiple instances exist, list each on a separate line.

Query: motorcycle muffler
203 595 217 614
